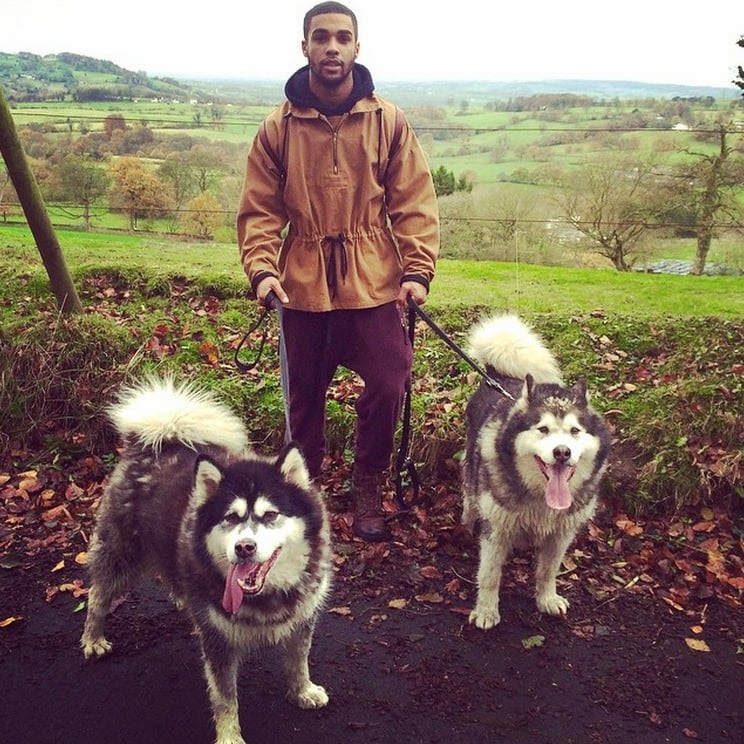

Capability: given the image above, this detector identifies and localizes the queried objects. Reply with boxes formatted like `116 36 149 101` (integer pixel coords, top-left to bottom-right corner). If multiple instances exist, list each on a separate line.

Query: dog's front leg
283 621 328 709
80 583 115 658
534 531 574 617
201 633 245 744
470 521 509 630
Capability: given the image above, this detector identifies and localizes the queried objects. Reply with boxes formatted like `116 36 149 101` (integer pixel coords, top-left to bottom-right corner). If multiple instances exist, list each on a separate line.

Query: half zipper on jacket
320 113 347 175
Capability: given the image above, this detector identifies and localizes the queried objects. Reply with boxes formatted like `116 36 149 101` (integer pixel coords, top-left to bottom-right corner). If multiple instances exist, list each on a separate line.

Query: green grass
1 223 741 318
1 222 742 515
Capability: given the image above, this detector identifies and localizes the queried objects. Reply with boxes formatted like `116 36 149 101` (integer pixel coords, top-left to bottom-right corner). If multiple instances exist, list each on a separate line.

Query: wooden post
0 88 82 314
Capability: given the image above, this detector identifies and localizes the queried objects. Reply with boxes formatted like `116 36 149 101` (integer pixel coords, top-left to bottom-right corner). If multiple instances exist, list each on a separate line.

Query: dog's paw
214 713 246 744
215 732 246 744
288 682 329 709
537 592 569 617
468 607 501 630
80 636 112 659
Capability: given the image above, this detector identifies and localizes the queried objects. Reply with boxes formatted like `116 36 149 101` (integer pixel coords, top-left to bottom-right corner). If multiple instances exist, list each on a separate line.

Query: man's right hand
256 276 289 308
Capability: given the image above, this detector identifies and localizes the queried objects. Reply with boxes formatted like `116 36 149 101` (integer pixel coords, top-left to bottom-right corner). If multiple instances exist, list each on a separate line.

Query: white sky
3 0 742 90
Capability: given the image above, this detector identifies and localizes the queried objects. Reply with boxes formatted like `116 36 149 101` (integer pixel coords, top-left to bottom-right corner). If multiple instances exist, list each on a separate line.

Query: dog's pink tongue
544 464 573 510
222 563 249 615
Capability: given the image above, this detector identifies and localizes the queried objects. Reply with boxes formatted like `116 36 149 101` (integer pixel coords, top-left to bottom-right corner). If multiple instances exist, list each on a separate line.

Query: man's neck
308 69 354 110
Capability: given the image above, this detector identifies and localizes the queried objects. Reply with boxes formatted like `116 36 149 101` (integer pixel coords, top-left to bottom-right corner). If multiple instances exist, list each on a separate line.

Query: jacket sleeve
236 119 288 293
383 116 440 290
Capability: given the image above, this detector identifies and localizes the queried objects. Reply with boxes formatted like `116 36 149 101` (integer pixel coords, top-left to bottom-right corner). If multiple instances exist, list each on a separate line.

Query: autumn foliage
1 272 743 624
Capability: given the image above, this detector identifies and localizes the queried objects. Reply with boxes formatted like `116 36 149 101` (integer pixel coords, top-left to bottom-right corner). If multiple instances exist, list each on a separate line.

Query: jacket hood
284 63 375 116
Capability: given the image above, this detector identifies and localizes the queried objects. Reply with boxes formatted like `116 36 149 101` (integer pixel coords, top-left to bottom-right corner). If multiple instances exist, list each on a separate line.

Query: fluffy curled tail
467 315 563 383
108 377 248 454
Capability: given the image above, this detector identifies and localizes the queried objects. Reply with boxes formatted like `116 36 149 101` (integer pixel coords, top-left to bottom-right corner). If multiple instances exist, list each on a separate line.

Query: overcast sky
3 0 742 90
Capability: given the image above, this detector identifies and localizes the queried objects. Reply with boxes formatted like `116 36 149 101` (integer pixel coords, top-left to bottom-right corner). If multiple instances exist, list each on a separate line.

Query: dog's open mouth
222 548 281 615
535 457 576 510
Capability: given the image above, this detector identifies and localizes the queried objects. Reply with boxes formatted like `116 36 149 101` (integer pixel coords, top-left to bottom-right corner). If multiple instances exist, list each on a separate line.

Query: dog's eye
537 426 549 435
570 427 581 436
262 511 279 524
224 513 242 525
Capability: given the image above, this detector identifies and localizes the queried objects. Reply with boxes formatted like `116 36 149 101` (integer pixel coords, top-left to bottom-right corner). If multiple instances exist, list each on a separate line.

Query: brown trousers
280 302 412 478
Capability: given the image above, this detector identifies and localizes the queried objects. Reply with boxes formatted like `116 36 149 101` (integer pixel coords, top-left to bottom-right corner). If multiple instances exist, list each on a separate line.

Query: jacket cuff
400 274 430 292
251 271 276 296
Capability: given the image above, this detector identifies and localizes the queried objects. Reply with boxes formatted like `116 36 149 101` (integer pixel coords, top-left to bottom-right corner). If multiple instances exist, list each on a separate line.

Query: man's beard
315 63 353 90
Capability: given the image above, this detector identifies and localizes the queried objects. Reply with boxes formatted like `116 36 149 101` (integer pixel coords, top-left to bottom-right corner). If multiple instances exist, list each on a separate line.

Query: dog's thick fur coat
80 379 331 744
461 316 611 630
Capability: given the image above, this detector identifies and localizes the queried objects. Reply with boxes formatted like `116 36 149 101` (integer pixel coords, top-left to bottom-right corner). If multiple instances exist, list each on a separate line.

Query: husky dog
461 316 611 630
80 379 331 744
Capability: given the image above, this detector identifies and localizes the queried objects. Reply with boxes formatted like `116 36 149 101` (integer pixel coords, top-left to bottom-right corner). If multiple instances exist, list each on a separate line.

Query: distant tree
160 152 197 212
103 114 126 139
432 166 456 196
189 146 225 193
114 123 154 155
432 165 473 197
734 36 744 97
47 154 108 229
108 157 174 230
180 192 224 239
0 162 19 221
558 154 661 271
660 124 744 274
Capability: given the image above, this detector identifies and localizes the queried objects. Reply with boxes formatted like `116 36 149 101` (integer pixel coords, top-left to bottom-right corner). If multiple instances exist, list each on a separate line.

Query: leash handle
234 290 282 373
264 289 282 314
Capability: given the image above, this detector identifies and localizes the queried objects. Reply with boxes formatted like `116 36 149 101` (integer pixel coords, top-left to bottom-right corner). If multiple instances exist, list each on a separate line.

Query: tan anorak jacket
237 91 439 312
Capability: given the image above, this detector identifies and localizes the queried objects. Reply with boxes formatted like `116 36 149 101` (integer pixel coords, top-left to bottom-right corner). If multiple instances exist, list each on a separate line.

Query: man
237 2 439 541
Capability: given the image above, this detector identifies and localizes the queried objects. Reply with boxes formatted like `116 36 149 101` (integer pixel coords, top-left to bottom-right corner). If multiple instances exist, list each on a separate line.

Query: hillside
0 51 207 103
0 51 738 107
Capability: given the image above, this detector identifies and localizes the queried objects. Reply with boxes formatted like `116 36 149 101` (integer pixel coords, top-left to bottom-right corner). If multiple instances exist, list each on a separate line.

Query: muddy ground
2 525 743 744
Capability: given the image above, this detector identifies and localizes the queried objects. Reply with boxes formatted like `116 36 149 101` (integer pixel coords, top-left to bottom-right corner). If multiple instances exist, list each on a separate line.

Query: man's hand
397 280 428 309
256 276 289 308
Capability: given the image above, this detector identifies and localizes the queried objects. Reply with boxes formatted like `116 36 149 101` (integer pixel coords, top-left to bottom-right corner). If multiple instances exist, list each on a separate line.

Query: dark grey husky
80 379 331 744
461 316 611 630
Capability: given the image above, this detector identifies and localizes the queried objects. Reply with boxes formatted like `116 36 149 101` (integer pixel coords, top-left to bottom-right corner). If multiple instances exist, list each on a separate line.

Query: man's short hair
303 2 358 40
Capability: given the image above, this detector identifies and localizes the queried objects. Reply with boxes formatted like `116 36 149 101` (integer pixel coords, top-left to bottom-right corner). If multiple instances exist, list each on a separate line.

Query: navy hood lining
284 63 375 116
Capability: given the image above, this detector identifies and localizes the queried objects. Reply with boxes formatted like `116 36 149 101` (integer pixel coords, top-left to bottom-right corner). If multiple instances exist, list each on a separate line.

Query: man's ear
302 40 309 58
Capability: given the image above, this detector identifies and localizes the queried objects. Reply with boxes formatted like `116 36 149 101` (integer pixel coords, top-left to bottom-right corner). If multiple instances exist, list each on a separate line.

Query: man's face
302 12 359 89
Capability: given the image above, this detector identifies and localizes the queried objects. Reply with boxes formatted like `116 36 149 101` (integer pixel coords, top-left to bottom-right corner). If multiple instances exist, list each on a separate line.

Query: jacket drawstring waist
320 233 348 298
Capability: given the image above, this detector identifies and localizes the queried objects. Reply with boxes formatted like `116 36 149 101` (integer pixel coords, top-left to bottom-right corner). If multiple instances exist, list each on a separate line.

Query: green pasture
1 222 742 513
1 224 741 319
8 97 738 189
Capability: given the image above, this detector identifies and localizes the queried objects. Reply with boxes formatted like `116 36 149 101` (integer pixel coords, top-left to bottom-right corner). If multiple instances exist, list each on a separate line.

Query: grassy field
1 222 742 514
1 223 741 318
5 95 742 263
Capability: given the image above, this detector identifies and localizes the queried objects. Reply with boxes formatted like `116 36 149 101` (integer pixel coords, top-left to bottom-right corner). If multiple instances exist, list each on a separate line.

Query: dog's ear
192 455 224 508
524 373 536 402
572 378 589 405
276 443 312 491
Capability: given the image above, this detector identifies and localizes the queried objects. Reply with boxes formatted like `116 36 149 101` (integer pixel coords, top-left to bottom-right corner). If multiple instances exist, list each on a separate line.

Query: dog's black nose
553 445 571 463
235 540 257 559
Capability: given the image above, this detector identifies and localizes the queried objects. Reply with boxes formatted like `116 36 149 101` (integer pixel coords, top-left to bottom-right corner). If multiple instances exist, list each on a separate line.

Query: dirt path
2 545 742 744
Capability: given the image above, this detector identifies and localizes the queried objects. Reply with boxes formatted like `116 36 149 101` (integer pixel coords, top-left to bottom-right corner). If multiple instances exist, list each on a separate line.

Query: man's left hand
397 281 428 309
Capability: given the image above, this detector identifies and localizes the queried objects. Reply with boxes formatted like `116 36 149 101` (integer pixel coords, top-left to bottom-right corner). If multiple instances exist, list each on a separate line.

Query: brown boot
351 467 390 542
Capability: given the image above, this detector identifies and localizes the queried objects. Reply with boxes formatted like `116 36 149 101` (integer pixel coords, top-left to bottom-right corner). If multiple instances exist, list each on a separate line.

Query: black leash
392 297 515 511
233 292 281 374
234 291 293 442
404 296 515 400
391 300 420 513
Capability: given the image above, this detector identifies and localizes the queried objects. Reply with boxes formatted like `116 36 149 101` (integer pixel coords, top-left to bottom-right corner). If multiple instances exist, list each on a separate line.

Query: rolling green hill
1 51 738 108
0 51 204 103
